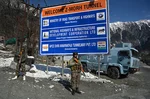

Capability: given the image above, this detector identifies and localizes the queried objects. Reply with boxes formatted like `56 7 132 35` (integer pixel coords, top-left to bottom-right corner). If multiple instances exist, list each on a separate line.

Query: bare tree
0 0 39 56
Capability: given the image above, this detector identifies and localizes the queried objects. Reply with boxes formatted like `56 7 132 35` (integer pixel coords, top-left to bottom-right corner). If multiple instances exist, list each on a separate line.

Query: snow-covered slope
110 20 150 51
110 20 150 32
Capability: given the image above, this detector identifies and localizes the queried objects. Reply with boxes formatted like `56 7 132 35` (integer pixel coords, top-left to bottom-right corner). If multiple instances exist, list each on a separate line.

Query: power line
43 0 48 7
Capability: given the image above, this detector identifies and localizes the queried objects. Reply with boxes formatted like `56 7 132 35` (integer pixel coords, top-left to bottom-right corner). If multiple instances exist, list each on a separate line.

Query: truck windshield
118 51 130 57
131 49 139 58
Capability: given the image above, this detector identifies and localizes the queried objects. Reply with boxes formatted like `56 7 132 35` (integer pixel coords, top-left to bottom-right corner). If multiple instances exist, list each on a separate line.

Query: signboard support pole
61 55 64 77
46 56 49 74
98 55 101 78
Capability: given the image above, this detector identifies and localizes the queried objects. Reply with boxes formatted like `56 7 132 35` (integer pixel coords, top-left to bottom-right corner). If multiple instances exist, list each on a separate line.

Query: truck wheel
82 62 88 72
107 67 120 79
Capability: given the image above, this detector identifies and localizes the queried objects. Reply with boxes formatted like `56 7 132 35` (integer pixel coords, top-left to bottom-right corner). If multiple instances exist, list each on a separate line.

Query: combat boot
23 75 26 81
12 75 18 80
72 89 75 95
76 87 81 94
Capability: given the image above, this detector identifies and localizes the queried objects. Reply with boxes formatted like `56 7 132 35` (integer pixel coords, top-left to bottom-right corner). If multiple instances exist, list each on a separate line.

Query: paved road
0 63 150 99
100 63 150 99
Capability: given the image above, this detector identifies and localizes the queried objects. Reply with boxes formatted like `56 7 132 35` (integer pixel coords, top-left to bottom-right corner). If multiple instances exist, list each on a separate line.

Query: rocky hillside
110 20 150 52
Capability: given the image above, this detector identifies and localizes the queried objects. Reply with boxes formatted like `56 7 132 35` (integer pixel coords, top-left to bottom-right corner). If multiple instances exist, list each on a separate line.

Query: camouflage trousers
16 63 26 76
71 71 81 90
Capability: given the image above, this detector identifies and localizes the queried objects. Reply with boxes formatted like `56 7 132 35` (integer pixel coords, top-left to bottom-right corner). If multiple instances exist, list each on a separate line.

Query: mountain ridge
110 19 150 33
109 19 150 53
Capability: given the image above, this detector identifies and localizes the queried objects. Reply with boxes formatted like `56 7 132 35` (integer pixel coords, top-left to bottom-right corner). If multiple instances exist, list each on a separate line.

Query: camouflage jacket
68 57 82 71
20 47 26 63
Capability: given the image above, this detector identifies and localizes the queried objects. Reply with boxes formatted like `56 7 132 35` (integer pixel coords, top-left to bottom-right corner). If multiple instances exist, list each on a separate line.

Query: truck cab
80 43 140 79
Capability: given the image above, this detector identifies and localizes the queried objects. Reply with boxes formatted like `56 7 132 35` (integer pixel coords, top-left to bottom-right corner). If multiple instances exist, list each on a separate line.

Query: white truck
80 43 140 79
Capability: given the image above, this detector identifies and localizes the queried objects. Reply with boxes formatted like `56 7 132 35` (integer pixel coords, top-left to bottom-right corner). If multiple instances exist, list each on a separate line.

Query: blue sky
30 0 150 22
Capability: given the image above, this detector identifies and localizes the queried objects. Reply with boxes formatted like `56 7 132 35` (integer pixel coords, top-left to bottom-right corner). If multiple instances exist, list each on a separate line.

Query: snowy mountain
110 20 150 52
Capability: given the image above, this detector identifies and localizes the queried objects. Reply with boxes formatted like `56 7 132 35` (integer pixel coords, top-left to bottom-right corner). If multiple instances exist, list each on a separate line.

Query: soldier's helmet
73 52 78 56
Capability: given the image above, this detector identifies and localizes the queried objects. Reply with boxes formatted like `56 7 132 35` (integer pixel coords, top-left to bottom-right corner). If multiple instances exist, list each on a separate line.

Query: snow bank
143 65 150 69
0 49 112 83
26 64 60 79
80 72 111 83
26 70 60 79
0 58 14 67
26 65 112 83
0 43 5 50
0 50 12 54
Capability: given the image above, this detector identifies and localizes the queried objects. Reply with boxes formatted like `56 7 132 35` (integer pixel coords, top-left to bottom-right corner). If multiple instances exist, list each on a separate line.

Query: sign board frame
40 0 110 55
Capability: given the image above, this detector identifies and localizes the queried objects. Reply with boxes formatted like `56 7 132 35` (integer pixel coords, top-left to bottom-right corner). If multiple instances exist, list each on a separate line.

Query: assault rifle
17 49 23 72
74 58 86 77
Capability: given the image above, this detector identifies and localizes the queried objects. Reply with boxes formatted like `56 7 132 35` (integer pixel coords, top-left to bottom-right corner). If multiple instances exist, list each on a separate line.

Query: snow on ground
0 50 12 54
0 49 112 83
26 64 60 79
27 64 112 83
0 57 14 67
143 65 150 69
0 43 5 49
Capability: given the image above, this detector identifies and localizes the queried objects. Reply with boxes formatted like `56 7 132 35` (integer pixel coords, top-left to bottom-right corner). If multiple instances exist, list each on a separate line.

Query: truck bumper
129 68 140 74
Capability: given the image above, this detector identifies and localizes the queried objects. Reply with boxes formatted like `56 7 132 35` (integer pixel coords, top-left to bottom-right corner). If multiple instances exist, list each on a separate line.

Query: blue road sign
40 0 109 55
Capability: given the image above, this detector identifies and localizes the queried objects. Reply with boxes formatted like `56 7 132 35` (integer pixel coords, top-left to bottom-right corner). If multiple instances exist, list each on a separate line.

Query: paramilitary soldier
68 52 83 95
12 38 27 80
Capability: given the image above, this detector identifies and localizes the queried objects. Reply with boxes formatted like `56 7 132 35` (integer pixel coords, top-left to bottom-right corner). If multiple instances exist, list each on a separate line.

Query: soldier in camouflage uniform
68 52 82 95
12 38 27 80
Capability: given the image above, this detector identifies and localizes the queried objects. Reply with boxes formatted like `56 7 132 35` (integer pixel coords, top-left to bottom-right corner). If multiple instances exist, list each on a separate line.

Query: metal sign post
46 56 48 74
61 55 64 77
98 54 101 78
